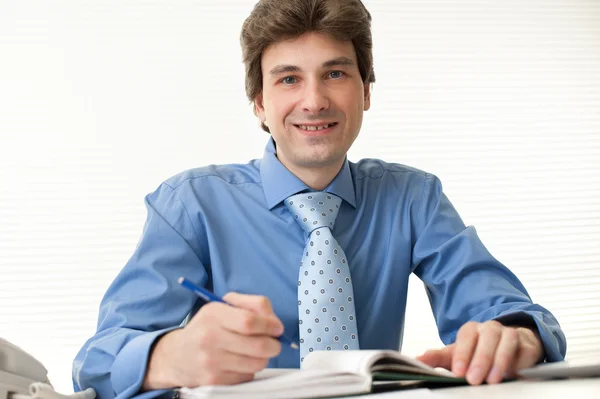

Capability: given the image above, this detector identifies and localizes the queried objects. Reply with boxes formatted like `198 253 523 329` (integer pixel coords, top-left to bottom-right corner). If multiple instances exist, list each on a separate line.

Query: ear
254 92 266 122
363 83 371 111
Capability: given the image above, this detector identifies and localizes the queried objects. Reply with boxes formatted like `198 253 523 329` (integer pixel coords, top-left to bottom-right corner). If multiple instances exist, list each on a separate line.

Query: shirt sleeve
72 183 210 399
411 173 567 362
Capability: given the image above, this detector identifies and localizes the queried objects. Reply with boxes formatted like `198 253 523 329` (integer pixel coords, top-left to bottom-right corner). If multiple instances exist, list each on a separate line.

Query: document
178 350 466 399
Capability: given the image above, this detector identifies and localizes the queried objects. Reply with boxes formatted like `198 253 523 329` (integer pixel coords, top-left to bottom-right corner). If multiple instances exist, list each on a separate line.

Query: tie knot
284 192 342 233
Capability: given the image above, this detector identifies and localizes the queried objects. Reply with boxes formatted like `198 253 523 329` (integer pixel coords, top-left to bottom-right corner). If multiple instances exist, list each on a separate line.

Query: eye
328 70 345 79
281 76 297 84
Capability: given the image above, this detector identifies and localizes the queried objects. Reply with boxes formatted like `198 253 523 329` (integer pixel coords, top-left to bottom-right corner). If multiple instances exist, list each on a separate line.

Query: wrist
142 329 183 391
514 326 546 363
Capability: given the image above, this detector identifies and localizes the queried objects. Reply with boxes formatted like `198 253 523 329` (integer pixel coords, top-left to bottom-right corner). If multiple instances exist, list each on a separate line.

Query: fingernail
487 366 502 383
454 361 467 376
272 323 284 336
467 367 484 384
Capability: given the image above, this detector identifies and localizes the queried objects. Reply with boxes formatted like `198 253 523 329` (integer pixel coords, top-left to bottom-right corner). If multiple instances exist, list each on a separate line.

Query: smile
294 122 337 131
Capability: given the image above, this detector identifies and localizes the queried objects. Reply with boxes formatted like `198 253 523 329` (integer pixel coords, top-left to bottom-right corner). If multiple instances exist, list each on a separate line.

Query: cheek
353 93 365 118
337 88 364 121
275 105 297 126
343 100 363 125
266 97 291 122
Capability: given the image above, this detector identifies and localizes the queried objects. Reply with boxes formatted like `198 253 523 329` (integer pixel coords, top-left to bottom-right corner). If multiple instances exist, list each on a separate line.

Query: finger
466 321 503 385
214 350 271 375
451 322 479 377
224 304 283 337
223 293 274 316
199 369 255 386
216 328 282 359
486 328 519 384
196 302 283 338
416 345 454 370
223 293 285 333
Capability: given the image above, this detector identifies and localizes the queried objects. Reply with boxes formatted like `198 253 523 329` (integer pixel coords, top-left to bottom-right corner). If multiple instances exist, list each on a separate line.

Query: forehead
261 32 357 70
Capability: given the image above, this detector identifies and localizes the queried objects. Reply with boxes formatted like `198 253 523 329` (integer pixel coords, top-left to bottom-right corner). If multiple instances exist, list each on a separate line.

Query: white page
327 388 444 398
303 350 456 377
178 369 370 399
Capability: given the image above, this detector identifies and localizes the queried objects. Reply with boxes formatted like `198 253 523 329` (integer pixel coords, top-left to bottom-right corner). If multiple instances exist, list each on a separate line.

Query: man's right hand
142 293 284 390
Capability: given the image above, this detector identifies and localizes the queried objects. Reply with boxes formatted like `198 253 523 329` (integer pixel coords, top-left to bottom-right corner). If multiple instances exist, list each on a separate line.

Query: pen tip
177 277 184 284
291 343 299 350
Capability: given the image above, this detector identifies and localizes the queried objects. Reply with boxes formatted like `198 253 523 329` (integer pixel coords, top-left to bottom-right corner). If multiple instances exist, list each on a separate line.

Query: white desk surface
341 378 600 398
433 378 600 398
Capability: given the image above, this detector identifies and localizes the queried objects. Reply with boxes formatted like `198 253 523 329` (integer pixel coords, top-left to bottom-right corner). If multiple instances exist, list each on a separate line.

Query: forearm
73 327 178 399
410 175 566 361
73 183 210 397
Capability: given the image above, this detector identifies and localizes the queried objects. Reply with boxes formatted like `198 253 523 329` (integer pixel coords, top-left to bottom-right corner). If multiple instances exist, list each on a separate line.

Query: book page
302 350 381 375
303 350 459 378
178 369 371 399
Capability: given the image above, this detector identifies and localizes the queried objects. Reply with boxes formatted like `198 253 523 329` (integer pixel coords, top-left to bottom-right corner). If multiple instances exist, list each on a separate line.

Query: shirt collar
259 137 357 210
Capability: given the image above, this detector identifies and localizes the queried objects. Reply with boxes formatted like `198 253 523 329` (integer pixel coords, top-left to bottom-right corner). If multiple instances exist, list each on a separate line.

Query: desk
344 379 600 398
433 378 600 398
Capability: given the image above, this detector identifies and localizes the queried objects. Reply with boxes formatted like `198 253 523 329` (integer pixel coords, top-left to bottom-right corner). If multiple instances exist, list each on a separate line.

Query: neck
280 158 345 191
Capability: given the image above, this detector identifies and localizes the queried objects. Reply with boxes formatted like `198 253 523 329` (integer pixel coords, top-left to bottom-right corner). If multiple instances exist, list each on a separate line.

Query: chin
295 149 343 169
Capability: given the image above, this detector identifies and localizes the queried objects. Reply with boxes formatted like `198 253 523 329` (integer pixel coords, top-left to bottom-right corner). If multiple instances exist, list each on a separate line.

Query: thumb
416 344 455 370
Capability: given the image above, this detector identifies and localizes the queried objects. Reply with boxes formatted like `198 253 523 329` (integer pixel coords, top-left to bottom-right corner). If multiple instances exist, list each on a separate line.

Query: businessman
73 0 567 398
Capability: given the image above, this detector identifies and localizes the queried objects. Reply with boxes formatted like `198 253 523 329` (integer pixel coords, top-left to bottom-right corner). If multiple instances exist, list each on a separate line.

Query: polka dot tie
284 192 360 363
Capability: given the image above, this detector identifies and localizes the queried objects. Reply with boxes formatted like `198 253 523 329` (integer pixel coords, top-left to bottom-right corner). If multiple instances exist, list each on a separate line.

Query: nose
301 79 329 114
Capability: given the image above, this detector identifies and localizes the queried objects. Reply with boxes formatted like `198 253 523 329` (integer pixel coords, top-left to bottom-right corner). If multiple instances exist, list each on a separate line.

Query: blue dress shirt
73 138 566 399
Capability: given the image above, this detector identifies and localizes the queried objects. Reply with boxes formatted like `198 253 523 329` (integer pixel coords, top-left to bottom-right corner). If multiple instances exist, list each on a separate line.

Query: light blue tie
284 192 360 362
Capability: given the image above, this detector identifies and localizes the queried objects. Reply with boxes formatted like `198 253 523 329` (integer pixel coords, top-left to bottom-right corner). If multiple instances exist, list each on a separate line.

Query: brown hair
240 0 376 132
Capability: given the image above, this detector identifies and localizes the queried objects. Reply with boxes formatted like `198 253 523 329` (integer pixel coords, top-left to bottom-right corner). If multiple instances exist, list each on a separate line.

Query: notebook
177 350 467 399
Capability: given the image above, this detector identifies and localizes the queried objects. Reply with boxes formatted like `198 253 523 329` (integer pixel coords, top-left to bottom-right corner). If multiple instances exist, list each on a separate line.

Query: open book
178 350 466 399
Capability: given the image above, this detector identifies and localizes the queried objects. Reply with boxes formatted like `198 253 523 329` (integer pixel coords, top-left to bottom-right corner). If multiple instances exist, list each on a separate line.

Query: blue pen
178 277 299 350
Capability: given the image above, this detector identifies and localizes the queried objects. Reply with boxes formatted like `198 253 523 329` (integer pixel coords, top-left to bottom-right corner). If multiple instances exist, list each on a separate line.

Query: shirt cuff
111 327 180 399
529 315 565 362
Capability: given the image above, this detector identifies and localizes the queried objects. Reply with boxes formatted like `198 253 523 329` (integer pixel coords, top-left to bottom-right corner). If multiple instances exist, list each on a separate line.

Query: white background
1 0 599 394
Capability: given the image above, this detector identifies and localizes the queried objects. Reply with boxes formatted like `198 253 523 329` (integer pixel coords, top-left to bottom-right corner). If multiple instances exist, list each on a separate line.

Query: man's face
255 32 370 173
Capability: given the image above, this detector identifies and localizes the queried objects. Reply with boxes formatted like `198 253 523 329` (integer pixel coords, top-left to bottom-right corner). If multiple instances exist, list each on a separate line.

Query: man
73 0 567 398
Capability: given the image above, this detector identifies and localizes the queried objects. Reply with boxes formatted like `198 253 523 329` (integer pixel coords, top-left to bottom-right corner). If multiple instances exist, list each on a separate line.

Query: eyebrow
322 56 355 68
268 56 355 76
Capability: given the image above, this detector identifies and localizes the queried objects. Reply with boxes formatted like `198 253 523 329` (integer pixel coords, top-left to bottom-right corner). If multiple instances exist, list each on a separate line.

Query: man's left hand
416 320 545 385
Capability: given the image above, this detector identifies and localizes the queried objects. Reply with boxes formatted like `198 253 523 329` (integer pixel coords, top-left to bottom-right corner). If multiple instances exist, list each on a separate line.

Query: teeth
297 123 335 131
